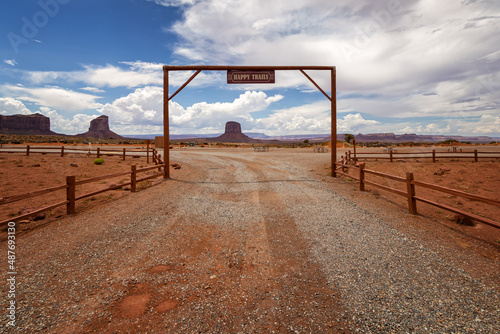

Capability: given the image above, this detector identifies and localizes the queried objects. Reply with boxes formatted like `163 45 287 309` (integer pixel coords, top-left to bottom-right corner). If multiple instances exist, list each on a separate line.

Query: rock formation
208 121 259 143
0 113 58 135
77 115 125 140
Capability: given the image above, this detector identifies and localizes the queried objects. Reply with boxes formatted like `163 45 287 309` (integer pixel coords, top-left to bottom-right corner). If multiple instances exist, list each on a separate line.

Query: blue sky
1 0 499 137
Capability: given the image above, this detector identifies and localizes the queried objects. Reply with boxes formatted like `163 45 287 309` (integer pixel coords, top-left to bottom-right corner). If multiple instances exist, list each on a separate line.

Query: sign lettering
227 70 275 84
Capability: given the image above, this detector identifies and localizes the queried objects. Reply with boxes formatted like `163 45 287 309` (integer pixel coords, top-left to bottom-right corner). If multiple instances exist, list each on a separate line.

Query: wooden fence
0 149 166 227
341 149 500 164
0 143 154 163
335 162 500 229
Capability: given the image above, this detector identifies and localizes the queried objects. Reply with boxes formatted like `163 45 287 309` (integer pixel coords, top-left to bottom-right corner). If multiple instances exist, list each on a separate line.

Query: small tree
344 134 355 144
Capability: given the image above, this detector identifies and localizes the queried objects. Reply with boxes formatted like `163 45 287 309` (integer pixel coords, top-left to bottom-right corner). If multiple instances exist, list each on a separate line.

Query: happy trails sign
227 70 275 84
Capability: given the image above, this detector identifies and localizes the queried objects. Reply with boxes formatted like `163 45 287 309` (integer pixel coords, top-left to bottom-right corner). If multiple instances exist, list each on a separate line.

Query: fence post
61 146 64 157
406 172 417 215
432 150 436 163
131 165 137 193
158 154 162 172
390 150 393 163
26 145 30 156
359 163 365 191
97 147 100 158
474 149 478 162
353 139 357 164
146 140 150 164
348 150 351 164
66 175 76 215
123 148 126 161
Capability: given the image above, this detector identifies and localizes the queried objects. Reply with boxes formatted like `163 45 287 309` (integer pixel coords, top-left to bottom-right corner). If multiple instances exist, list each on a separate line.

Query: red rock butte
208 121 259 143
77 115 125 140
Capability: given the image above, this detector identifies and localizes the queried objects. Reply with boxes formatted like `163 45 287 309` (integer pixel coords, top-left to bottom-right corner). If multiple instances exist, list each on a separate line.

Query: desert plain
0 145 499 333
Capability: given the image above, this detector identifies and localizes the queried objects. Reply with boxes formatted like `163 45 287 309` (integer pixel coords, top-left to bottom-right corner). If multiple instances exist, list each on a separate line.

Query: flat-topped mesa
0 113 58 135
89 115 110 131
224 121 242 134
208 121 260 143
77 115 125 140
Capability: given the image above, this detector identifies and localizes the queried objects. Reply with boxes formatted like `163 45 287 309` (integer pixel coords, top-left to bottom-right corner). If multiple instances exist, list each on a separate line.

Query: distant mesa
155 121 260 147
0 113 59 135
207 121 260 143
76 115 125 140
0 113 125 139
336 133 494 143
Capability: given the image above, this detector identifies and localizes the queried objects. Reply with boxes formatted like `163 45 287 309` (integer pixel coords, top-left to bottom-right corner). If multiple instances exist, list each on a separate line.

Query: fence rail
335 162 500 229
0 143 154 162
0 148 167 227
341 149 500 164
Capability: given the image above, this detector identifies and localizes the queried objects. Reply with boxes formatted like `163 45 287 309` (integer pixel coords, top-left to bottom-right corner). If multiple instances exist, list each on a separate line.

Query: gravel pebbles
1 147 498 333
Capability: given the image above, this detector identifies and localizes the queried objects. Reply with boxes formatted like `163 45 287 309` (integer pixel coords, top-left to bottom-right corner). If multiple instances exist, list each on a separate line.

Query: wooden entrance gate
162 65 337 178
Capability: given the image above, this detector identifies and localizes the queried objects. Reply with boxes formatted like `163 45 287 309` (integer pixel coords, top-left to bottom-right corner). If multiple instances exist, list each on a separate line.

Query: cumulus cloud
337 113 380 133
98 87 284 134
164 0 500 134
0 98 98 134
37 107 100 134
0 97 32 115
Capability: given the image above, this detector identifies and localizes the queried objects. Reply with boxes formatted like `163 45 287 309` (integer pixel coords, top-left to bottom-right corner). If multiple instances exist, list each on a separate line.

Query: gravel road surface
1 148 499 333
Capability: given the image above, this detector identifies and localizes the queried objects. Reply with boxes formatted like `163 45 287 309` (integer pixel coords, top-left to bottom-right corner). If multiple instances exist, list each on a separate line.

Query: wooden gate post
390 150 393 163
131 165 137 193
123 148 126 161
474 149 478 162
359 163 365 191
432 150 436 163
26 145 30 156
406 172 417 215
61 146 65 157
97 147 100 158
353 139 357 164
66 175 76 215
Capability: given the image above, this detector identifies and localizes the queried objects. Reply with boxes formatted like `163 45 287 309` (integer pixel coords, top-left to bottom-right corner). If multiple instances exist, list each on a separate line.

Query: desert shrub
93 158 104 165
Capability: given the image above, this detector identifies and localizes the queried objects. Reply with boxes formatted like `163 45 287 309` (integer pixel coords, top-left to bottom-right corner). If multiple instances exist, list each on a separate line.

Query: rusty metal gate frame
162 65 337 178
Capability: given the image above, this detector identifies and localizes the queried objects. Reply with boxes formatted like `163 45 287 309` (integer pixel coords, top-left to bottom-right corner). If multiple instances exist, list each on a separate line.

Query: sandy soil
330 148 500 247
0 146 499 333
0 153 159 231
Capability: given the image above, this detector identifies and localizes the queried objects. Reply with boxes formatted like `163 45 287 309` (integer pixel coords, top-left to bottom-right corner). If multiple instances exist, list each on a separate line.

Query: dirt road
1 148 499 333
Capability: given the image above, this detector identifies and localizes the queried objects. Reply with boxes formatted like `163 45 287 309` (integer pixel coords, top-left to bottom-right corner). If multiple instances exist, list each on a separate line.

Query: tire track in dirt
80 152 350 333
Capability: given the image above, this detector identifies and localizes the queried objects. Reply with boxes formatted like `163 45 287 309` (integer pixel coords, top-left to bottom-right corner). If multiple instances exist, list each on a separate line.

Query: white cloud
98 87 284 134
167 0 500 129
0 97 32 115
470 115 500 134
337 113 380 133
24 61 222 89
3 59 17 66
147 0 197 7
0 98 99 134
1 85 103 111
80 87 106 93
26 62 163 89
98 86 164 126
37 107 100 134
